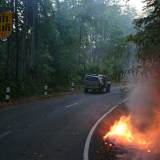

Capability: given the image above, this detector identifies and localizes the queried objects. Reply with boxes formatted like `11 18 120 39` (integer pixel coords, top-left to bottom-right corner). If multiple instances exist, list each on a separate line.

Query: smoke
126 62 160 158
127 79 155 130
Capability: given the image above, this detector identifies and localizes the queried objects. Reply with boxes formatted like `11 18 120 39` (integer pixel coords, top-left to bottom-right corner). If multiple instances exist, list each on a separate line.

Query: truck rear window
85 76 99 81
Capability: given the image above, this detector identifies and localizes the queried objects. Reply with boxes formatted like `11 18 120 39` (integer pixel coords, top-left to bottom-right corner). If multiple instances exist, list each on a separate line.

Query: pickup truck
84 74 111 93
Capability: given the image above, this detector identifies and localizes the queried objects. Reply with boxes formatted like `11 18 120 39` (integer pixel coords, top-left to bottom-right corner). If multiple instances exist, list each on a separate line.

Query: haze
129 0 145 13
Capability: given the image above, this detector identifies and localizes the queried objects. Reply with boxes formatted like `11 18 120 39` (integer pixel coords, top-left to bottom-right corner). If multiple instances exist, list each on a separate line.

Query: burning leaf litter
103 115 151 152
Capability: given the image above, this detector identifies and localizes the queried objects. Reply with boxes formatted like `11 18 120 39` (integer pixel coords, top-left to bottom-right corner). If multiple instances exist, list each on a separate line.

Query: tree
0 0 136 99
130 0 160 62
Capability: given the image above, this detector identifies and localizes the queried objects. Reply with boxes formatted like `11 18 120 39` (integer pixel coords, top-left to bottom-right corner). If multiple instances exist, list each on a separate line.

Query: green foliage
130 0 160 61
0 0 135 99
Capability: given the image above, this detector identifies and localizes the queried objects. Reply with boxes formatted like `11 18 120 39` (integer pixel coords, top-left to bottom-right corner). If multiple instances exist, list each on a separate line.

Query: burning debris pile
103 115 160 160
103 115 151 151
102 64 160 160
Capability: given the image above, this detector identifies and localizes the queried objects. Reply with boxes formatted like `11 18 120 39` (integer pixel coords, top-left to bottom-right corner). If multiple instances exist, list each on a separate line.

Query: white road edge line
83 104 120 160
65 102 79 109
0 131 12 140
83 99 127 160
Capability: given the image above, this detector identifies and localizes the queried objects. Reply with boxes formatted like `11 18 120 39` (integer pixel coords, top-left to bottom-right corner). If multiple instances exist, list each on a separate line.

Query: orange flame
103 115 150 151
103 116 133 141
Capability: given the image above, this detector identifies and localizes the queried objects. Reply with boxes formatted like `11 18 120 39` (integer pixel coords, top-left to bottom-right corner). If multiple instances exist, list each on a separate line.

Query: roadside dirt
89 103 129 160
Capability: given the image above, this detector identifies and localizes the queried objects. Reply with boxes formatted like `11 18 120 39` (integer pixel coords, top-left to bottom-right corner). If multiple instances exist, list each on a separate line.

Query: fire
103 115 151 151
103 116 133 142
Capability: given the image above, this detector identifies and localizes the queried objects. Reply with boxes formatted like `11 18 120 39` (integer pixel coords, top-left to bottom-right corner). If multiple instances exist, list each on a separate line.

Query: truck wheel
99 88 103 93
84 88 88 93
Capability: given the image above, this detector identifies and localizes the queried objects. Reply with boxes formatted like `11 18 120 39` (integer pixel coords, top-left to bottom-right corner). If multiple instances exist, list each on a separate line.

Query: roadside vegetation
0 0 137 99
130 0 160 62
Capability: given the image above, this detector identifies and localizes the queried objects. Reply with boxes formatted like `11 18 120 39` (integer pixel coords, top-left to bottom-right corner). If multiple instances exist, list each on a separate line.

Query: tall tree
130 0 160 62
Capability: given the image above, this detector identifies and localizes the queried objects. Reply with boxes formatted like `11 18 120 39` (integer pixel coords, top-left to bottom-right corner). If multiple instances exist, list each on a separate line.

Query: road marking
83 99 127 160
83 104 120 160
64 102 79 109
0 131 12 140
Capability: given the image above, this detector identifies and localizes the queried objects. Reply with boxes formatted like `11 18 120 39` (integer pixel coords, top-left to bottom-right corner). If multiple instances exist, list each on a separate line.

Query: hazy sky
128 0 145 13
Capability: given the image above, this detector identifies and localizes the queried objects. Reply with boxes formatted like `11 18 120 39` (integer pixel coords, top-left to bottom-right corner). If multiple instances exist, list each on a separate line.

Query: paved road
0 88 123 160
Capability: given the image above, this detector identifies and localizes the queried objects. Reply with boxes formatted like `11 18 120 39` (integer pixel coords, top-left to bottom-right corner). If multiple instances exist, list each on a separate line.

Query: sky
127 0 145 14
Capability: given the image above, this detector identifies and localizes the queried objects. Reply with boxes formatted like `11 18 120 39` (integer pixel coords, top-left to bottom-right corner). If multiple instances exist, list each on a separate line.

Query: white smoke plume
126 63 160 159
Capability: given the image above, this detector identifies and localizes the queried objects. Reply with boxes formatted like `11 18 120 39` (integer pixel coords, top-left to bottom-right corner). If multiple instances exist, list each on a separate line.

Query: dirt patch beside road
89 103 129 160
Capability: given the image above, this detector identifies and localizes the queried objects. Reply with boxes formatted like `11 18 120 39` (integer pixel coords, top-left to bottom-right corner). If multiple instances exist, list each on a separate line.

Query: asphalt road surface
0 87 123 160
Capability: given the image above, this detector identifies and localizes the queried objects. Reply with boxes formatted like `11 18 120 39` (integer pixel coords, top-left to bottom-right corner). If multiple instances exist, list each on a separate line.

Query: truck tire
84 88 88 93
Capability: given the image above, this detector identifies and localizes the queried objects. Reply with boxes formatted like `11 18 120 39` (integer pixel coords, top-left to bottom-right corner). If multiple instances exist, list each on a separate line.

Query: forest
0 0 159 99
